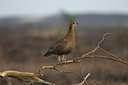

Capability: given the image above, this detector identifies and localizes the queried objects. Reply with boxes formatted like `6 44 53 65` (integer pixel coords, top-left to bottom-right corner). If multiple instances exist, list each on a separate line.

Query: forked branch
73 73 90 85
41 33 128 71
40 33 128 84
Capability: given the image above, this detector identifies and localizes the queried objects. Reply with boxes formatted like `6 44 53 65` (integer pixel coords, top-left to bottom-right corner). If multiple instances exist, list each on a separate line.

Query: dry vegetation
0 27 128 85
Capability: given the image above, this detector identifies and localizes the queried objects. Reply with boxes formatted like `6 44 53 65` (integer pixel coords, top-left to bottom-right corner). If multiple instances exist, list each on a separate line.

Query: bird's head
70 21 78 28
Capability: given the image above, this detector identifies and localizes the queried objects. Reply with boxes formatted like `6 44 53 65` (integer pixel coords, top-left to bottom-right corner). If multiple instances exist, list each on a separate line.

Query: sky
0 0 128 17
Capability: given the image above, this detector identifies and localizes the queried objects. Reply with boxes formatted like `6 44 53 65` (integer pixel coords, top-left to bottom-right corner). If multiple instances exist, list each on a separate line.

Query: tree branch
41 33 128 71
73 73 90 85
0 71 54 85
0 71 41 78
40 33 128 82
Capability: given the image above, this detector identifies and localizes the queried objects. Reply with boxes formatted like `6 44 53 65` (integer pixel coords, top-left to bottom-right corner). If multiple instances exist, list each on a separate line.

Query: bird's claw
57 56 67 65
61 56 67 63
57 61 63 65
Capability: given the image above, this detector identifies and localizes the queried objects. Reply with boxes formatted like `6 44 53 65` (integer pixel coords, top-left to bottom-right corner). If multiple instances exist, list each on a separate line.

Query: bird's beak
76 22 78 29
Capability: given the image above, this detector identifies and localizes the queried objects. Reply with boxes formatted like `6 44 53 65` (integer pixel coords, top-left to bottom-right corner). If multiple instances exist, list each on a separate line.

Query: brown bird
44 21 78 63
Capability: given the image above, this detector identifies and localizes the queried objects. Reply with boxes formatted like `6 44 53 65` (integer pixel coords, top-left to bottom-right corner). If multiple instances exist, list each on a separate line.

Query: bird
44 21 78 63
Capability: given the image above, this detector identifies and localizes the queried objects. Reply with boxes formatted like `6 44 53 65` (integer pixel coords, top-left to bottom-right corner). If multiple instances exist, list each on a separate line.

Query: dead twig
73 73 90 85
0 70 54 85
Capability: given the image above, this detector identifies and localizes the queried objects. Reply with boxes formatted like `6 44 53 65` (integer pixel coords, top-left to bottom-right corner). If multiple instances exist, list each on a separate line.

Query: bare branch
41 33 128 82
80 55 128 65
0 71 41 78
41 33 128 69
97 33 111 47
28 81 55 85
41 66 83 79
98 47 121 60
0 71 54 85
73 73 90 85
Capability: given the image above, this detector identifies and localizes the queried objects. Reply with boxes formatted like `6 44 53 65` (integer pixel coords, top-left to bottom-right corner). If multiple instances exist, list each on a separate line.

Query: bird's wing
44 38 74 56
51 39 73 54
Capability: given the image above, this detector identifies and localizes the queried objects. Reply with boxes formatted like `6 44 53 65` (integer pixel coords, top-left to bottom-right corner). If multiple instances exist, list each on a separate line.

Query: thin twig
98 47 121 60
73 73 90 85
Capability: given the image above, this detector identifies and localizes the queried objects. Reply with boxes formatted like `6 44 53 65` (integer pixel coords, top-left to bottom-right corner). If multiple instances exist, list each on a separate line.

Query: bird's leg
61 55 67 63
57 56 62 64
58 56 61 62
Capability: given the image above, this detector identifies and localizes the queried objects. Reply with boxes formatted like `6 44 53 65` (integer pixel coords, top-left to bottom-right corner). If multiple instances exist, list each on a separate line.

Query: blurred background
0 0 128 85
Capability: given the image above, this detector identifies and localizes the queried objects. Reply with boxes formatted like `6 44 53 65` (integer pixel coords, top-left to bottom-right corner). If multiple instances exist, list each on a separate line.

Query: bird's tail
43 49 53 57
43 52 51 57
43 53 48 57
